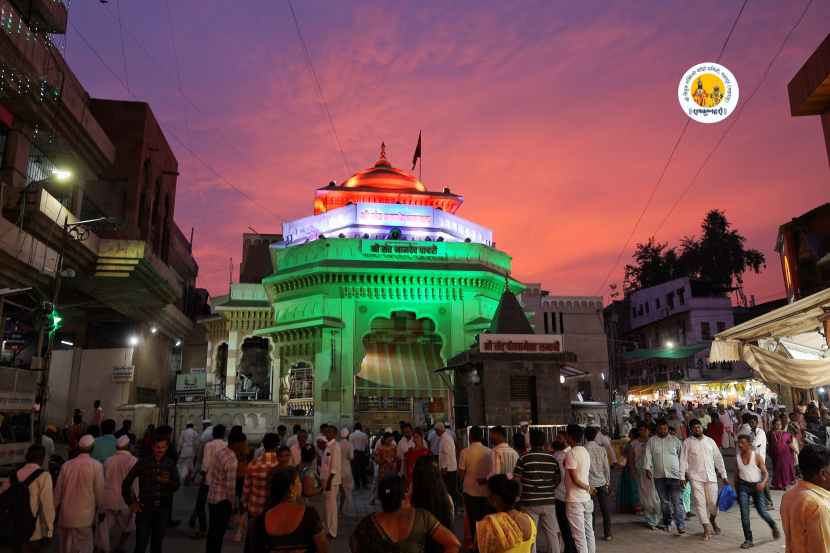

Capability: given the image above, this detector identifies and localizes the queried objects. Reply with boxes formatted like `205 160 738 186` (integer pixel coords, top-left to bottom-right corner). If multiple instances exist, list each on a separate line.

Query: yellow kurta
780 480 830 553
476 511 537 553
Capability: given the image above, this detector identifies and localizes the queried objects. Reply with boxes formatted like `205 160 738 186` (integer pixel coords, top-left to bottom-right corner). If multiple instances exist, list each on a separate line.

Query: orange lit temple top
313 143 464 214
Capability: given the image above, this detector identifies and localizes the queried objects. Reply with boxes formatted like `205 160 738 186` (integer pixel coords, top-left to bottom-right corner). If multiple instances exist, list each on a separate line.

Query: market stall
710 287 830 404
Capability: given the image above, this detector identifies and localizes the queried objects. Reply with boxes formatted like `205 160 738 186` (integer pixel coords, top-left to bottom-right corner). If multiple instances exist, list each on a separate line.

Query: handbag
717 483 737 511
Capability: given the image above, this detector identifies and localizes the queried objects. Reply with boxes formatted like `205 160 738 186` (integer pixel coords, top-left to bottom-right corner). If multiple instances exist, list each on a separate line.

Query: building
776 203 830 302
445 288 580 427
174 145 585 434
605 277 744 402
708 33 830 406
519 284 609 403
788 32 830 167
0 1 199 431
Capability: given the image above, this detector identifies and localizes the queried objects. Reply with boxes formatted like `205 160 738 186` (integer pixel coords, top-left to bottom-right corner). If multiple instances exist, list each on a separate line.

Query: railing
457 424 568 449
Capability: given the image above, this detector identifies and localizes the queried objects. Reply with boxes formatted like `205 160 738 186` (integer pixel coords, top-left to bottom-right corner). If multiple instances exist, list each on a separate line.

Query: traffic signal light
46 305 62 337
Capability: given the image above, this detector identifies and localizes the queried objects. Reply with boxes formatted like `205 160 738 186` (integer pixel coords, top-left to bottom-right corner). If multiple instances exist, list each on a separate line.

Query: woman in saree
617 427 640 514
769 419 797 489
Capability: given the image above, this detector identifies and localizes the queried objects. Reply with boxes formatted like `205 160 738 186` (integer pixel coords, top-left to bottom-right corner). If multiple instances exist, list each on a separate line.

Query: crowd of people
3 398 830 553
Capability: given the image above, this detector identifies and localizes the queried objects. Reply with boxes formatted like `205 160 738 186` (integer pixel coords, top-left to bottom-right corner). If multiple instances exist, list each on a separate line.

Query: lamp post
34 215 118 438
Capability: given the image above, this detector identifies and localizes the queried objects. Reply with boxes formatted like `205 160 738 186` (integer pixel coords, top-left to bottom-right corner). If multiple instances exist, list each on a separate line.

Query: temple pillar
226 329 240 399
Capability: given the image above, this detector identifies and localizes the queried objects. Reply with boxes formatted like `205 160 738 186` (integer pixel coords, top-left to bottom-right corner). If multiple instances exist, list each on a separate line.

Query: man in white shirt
459 426 493 545
396 423 415 475
321 425 342 538
592 424 618 466
435 423 459 505
54 435 104 553
748 415 773 509
178 423 199 483
349 423 369 489
564 425 595 553
99 436 137 553
680 418 727 540
489 425 519 479
289 430 309 467
189 424 226 538
585 427 612 541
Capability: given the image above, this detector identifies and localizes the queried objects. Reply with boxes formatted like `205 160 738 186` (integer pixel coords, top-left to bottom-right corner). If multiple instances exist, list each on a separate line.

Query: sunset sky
65 1 830 304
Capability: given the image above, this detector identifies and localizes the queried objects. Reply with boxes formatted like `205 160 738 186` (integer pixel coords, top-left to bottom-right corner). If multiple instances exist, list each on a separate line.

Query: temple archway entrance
356 311 449 428
215 343 228 397
238 337 271 400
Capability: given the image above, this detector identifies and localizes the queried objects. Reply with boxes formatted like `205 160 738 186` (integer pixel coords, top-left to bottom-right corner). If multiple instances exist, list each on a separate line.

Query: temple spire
380 141 387 160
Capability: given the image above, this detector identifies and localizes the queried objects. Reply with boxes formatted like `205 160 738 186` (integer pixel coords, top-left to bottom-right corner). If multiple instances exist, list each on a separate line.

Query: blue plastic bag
718 483 737 511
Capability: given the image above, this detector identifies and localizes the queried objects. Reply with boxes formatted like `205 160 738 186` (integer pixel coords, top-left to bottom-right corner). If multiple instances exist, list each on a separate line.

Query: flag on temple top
411 131 421 170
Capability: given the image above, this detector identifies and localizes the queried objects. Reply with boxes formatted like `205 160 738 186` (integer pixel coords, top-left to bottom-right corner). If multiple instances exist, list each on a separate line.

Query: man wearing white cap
54 434 105 553
320 424 342 538
97 436 137 553
337 427 355 515
178 423 199 483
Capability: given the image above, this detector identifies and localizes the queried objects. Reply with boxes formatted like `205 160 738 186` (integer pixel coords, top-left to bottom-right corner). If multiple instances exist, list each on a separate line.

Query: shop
710 287 830 406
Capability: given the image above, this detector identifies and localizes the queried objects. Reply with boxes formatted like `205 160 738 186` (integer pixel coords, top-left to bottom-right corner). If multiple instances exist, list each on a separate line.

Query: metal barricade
457 424 569 449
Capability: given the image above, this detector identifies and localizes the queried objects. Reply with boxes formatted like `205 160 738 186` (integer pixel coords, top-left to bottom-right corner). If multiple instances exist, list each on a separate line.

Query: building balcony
7 0 68 33
0 0 115 175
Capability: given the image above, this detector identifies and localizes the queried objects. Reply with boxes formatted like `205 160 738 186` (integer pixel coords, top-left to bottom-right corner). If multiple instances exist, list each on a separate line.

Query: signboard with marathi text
112 366 135 383
362 240 441 257
176 373 206 393
479 334 564 354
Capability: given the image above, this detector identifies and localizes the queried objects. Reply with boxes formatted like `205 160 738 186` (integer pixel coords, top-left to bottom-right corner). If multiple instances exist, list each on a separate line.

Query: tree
678 209 765 290
624 237 681 291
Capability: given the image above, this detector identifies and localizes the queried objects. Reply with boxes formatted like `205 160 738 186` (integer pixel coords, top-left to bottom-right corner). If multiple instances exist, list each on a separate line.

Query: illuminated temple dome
314 143 463 214
342 144 426 192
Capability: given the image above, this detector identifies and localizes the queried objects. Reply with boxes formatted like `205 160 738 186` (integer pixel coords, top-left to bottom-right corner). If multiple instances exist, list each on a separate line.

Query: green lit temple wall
257 238 523 427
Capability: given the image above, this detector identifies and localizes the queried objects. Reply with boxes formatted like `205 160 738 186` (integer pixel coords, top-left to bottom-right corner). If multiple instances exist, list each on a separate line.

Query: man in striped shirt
206 432 242 553
242 433 280 519
514 429 562 553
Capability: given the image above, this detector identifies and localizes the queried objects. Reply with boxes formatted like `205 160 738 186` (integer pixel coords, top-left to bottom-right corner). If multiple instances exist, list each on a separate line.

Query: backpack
0 468 44 545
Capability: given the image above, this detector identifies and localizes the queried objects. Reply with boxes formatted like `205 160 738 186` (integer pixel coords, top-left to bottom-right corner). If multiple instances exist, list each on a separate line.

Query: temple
178 145 583 433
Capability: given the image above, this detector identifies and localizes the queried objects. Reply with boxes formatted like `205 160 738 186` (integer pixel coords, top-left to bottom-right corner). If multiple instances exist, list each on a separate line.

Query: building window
638 304 644 316
666 292 675 310
543 312 549 334
677 288 686 305
701 322 711 340
645 302 650 314
716 321 726 333
655 298 661 309
632 307 637 319
559 312 565 334
550 312 558 333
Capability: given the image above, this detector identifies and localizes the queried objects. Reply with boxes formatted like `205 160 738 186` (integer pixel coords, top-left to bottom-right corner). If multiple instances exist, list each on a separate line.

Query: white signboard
112 365 135 383
479 334 564 354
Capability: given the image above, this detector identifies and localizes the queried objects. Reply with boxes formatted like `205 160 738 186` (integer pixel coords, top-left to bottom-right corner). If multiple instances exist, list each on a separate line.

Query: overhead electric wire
163 0 191 140
649 0 814 239
286 0 351 175
115 0 129 91
69 22 283 220
592 0 751 296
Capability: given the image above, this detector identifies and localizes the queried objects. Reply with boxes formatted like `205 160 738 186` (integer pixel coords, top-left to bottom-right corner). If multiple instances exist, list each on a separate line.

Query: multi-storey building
0 1 199 431
519 284 609 402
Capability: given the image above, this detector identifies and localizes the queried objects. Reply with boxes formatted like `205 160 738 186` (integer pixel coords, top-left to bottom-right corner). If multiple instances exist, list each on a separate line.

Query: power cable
69 22 284 220
286 0 351 175
593 0 751 296
115 0 129 90
650 0 814 238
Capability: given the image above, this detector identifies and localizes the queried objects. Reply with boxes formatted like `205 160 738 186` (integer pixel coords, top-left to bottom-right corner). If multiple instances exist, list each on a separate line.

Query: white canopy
710 288 830 387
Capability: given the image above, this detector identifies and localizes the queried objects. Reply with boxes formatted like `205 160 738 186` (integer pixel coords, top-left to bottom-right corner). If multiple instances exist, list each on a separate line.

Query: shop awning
709 288 830 387
356 342 449 397
624 344 706 361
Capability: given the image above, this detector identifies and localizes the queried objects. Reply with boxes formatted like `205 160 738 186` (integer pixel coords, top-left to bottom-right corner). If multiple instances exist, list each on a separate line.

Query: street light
128 335 139 347
665 340 675 349
560 375 566 384
50 168 72 182
175 339 182 347
150 326 158 334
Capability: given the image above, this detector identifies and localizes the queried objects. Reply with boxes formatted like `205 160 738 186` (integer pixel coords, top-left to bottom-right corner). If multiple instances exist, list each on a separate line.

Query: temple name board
479 334 564 354
362 240 442 257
